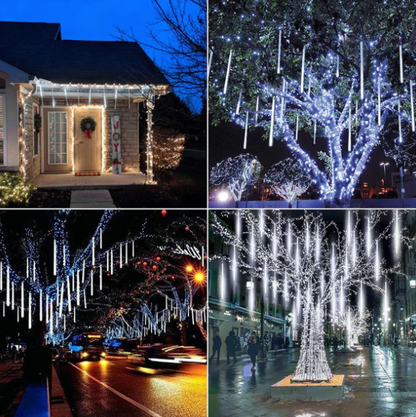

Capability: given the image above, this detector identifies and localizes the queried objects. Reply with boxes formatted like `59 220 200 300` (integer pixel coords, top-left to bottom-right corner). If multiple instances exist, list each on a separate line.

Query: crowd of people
210 330 288 370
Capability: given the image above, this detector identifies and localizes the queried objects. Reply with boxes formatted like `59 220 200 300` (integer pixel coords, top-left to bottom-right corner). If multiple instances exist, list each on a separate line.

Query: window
0 94 5 165
48 112 67 164
33 103 39 156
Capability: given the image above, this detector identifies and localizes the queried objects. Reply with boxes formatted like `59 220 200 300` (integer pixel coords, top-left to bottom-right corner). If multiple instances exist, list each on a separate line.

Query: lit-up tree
104 246 208 344
209 0 416 206
210 153 262 201
153 127 186 170
211 210 409 382
0 211 206 346
264 158 312 207
332 306 371 349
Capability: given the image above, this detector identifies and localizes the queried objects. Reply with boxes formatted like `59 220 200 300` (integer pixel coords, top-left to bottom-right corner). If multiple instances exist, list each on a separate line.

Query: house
0 21 171 184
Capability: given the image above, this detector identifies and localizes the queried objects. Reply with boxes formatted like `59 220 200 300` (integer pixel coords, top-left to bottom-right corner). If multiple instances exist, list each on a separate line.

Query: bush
0 173 36 207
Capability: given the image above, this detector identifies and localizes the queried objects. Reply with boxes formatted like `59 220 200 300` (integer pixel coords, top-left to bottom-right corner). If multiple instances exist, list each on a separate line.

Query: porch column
146 100 155 184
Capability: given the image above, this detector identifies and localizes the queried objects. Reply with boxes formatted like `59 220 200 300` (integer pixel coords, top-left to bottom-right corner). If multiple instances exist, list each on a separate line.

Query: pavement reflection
209 346 416 417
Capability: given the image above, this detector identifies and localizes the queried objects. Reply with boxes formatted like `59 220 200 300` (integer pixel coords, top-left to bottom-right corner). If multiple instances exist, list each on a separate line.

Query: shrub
0 173 36 207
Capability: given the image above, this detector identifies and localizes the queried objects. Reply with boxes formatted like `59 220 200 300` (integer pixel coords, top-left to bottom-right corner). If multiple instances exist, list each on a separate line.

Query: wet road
209 345 416 417
55 357 206 417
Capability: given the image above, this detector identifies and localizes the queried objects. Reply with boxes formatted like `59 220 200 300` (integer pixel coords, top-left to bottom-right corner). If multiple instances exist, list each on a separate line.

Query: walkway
209 346 416 417
70 190 116 208
34 172 147 190
0 362 24 416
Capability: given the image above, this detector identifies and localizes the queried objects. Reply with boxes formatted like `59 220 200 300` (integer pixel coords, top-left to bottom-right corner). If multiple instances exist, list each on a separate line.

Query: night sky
1 0 202 111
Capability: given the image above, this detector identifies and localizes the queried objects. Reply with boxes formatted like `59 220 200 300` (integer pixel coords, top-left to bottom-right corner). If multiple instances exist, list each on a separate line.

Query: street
55 357 207 417
209 346 416 417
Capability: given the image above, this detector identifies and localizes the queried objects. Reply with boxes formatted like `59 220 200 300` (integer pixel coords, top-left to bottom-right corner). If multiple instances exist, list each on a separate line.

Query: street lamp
193 270 206 285
380 162 389 186
217 189 230 202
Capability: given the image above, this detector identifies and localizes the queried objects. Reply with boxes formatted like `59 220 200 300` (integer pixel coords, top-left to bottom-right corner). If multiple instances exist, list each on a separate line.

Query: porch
34 172 147 189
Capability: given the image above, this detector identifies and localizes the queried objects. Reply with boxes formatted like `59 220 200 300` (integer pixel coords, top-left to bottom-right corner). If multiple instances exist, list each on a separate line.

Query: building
208 215 290 357
0 22 171 184
392 211 416 344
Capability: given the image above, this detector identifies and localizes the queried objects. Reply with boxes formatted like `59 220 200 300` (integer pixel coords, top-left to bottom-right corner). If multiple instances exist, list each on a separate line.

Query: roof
0 21 169 86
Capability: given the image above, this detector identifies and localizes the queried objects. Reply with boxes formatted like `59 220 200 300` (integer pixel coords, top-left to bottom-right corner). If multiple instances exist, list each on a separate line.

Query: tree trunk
292 304 332 382
181 320 187 345
259 298 265 360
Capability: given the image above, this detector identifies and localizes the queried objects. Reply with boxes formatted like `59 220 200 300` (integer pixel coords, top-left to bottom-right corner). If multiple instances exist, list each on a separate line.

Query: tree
210 154 263 201
118 0 206 112
0 211 206 346
332 306 371 349
209 0 416 206
264 158 312 206
210 210 409 381
153 126 186 170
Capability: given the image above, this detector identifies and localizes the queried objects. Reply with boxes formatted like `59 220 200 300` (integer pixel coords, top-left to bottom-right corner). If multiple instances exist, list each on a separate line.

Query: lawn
110 157 206 208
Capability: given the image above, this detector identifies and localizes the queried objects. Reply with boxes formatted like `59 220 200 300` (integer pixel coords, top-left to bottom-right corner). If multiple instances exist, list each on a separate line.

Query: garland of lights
211 209 410 381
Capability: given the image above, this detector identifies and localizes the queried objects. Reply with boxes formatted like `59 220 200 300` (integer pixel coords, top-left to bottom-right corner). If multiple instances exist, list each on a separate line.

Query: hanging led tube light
236 91 242 115
398 100 403 143
360 41 364 100
223 50 233 96
269 96 276 147
300 46 306 93
277 29 282 74
243 112 249 149
411 80 415 132
378 77 381 126
399 44 404 84
348 107 352 152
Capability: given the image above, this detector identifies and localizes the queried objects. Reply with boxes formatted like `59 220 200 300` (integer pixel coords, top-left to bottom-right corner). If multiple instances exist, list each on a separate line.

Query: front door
74 108 102 172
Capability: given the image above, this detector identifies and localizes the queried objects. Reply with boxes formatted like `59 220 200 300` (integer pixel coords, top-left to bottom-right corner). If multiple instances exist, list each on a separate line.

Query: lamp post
406 267 416 345
380 162 389 186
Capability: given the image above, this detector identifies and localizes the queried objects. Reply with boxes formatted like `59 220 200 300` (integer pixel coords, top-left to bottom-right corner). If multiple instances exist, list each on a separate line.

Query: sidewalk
210 348 290 363
209 346 416 417
70 190 116 208
0 362 24 417
0 362 73 417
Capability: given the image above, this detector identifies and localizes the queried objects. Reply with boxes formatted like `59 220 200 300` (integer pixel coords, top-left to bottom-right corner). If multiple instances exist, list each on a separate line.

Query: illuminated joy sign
111 115 121 174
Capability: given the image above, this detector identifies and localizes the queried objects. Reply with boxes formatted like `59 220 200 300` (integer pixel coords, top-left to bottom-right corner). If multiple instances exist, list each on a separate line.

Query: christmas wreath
80 117 97 139
34 114 42 133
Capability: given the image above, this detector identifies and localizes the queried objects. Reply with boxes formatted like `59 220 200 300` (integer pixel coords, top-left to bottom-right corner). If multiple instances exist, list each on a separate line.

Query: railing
14 378 50 417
